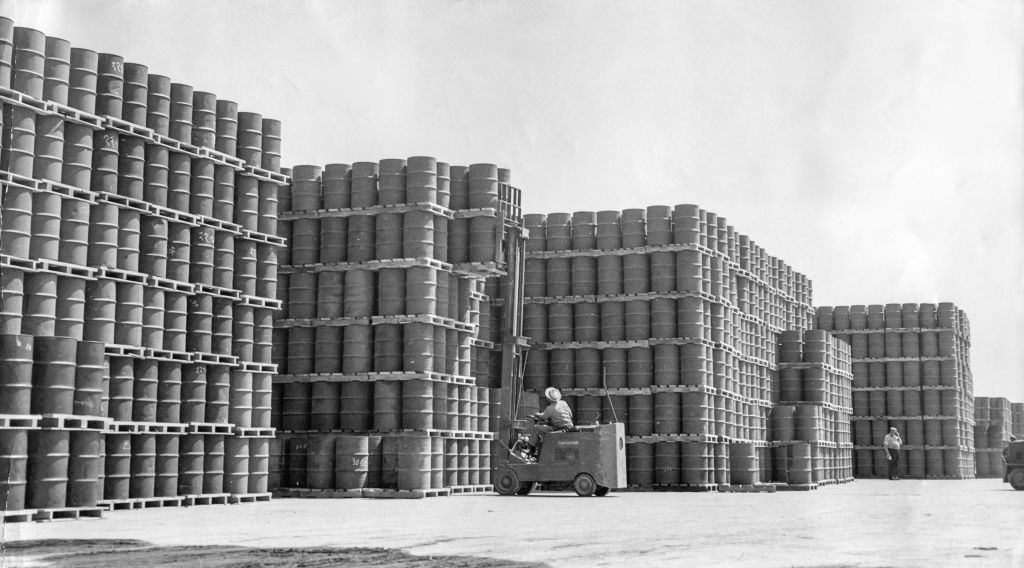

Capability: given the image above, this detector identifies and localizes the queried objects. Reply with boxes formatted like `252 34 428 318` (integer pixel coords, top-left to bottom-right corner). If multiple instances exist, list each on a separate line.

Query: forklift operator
529 387 574 455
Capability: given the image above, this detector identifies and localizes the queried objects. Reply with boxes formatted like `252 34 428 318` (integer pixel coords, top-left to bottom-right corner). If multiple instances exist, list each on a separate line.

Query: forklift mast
495 184 529 451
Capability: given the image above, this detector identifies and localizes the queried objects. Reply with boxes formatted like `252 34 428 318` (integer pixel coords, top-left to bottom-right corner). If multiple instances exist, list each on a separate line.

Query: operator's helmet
544 387 562 402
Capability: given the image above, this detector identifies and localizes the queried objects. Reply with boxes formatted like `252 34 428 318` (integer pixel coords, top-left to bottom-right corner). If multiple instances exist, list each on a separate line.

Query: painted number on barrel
103 134 118 149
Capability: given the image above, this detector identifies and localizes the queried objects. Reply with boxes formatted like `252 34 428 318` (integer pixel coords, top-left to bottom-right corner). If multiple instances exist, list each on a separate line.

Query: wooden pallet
98 496 186 511
228 492 272 504
32 506 104 522
361 487 451 499
1 509 37 523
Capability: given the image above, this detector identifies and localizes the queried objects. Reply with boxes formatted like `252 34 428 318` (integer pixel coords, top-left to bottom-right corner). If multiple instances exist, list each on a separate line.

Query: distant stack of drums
519 206 821 490
972 397 1015 478
270 158 522 497
818 303 976 479
0 18 283 518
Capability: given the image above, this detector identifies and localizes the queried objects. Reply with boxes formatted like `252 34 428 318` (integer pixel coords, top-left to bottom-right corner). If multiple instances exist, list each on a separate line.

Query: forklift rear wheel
494 468 520 496
1010 469 1024 491
573 473 597 497
515 482 536 495
594 485 610 497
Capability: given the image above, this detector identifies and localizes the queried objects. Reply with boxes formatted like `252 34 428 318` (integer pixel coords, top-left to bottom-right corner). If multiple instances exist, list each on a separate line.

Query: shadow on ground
1 539 551 568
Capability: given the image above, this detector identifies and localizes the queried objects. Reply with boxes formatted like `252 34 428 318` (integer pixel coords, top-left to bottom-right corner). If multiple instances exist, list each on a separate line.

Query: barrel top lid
262 117 282 129
170 82 194 94
621 208 646 220
238 111 263 125
216 99 238 113
497 168 511 183
291 164 322 180
833 306 849 313
849 305 866 312
407 156 437 169
816 306 834 314
44 36 71 53
523 213 546 226
70 46 99 61
469 163 498 177
547 212 571 224
884 303 902 310
123 62 150 75
352 161 379 176
13 26 46 44
646 205 671 217
901 303 919 310
596 210 621 222
379 158 407 171
324 163 352 177
571 211 596 223
867 304 884 312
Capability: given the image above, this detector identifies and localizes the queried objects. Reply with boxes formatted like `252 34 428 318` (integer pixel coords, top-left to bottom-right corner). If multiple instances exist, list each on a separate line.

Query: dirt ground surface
1 479 1022 568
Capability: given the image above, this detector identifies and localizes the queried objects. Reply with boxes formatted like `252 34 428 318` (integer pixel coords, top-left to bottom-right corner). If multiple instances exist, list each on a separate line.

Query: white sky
4 0 1022 400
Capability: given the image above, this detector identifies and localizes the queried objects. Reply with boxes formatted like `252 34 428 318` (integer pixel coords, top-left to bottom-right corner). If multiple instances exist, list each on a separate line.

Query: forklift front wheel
494 468 521 496
573 473 597 497
515 482 536 495
594 485 610 497
1010 469 1024 491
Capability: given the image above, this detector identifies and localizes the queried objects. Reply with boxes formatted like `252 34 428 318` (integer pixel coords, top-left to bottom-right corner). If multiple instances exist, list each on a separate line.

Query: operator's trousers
529 424 568 449
887 449 900 479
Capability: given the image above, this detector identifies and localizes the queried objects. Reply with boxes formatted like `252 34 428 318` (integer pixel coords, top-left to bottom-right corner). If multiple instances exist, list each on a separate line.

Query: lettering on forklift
555 440 581 461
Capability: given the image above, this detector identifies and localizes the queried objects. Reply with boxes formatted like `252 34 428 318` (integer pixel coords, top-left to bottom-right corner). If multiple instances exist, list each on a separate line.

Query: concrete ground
2 479 1023 568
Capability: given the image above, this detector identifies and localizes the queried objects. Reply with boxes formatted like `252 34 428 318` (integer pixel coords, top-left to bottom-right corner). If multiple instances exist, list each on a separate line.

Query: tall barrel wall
0 18 282 519
521 206 816 490
819 303 976 480
271 159 522 498
773 329 854 487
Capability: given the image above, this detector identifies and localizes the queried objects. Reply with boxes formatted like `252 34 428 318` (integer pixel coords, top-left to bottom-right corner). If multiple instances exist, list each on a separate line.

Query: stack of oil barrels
818 302 976 479
773 329 854 486
973 397 1014 478
0 18 284 518
270 159 521 497
520 206 815 490
1013 403 1024 440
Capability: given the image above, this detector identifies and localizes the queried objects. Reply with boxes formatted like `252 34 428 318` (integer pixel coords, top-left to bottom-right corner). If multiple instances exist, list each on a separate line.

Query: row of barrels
0 338 270 427
1012 402 1024 437
974 397 1015 450
817 303 970 335
0 430 269 512
854 448 974 479
286 161 508 212
104 359 273 429
0 186 278 296
271 381 496 434
276 324 474 377
523 298 743 344
1 271 275 364
0 20 282 172
523 208 805 283
779 329 852 370
769 405 850 445
0 334 103 416
282 212 500 267
624 441 831 487
852 360 964 389
524 344 770 396
853 418 968 448
834 330 967 362
853 389 970 420
271 433 493 492
975 450 1008 478
779 366 853 410
562 393 771 442
279 267 478 322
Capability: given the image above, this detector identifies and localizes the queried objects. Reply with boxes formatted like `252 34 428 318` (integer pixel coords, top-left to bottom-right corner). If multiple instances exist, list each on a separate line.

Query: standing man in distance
884 426 903 480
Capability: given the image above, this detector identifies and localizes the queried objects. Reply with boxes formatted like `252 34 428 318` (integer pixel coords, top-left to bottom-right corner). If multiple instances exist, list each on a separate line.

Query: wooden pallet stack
519 205 815 491
819 303 976 479
772 329 854 489
0 18 283 521
271 159 522 498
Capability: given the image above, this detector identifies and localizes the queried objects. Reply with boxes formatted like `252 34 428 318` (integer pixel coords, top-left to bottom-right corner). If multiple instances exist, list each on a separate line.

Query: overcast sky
5 0 1022 400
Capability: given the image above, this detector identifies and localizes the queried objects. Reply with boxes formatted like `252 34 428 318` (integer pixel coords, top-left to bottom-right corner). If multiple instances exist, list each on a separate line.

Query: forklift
489 196 627 497
1004 439 1024 490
